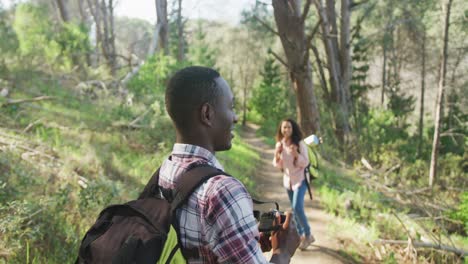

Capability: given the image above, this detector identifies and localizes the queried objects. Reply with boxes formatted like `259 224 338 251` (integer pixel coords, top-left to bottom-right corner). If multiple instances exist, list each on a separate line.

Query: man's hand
269 211 300 263
259 232 272 252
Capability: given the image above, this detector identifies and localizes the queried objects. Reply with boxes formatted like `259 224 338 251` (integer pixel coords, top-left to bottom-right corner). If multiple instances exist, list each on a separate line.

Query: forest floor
240 122 358 264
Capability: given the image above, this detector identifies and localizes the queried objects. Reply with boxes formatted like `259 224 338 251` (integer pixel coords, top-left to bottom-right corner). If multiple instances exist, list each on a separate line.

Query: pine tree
250 56 294 124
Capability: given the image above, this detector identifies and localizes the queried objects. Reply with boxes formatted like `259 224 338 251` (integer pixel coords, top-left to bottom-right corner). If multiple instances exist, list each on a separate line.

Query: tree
313 0 353 145
86 0 117 75
250 56 295 127
123 0 168 85
55 0 70 22
148 0 168 56
0 4 19 79
175 0 184 62
272 0 321 135
429 0 454 188
168 0 187 63
187 21 217 68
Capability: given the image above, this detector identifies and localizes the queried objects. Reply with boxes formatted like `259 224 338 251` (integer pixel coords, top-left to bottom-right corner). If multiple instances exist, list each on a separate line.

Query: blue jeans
286 180 311 236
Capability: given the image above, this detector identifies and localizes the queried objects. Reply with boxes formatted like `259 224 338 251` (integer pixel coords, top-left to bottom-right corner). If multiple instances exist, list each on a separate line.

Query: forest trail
240 123 355 264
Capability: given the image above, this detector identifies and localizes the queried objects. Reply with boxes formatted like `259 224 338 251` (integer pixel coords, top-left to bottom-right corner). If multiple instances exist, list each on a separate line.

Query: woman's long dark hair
275 118 303 148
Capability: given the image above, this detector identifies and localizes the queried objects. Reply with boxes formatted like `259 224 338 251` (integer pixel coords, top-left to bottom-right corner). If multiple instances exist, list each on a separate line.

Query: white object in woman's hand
304 134 320 146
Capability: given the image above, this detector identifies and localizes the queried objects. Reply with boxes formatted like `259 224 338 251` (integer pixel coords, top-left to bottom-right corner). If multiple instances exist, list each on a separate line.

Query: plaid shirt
159 144 269 264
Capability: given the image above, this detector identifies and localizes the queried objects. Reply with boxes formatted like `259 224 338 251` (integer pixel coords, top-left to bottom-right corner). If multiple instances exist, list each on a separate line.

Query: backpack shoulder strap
171 164 228 211
138 168 161 199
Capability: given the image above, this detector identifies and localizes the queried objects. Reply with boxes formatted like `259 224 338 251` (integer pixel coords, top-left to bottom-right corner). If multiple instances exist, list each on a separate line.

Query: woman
272 118 315 250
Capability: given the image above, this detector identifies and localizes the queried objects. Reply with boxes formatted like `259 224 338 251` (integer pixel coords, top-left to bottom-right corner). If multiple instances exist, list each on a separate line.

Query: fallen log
374 239 467 257
1 96 55 107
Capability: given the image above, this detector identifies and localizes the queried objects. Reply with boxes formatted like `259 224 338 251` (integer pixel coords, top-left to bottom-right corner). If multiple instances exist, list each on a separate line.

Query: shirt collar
171 143 224 171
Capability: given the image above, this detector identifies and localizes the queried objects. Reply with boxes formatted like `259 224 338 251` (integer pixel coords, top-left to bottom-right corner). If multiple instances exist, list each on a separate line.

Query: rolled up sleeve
203 176 269 264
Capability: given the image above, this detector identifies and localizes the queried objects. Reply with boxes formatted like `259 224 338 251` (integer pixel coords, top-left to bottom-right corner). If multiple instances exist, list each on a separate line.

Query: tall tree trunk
99 0 110 66
242 73 248 126
78 0 86 23
176 0 185 62
86 0 102 65
109 0 116 75
429 0 453 188
148 0 168 56
381 40 387 105
100 0 116 75
157 0 168 55
147 24 162 57
418 30 426 158
125 0 167 85
447 49 463 130
339 0 352 137
78 0 92 66
314 0 349 143
272 0 320 135
87 0 116 74
55 0 70 22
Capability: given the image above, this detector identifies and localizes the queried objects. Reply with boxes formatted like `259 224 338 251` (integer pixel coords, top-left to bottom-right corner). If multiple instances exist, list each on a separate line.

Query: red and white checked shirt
158 143 269 263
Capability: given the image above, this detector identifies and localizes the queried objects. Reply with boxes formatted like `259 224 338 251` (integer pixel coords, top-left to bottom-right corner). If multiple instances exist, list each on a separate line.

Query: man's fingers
282 211 292 230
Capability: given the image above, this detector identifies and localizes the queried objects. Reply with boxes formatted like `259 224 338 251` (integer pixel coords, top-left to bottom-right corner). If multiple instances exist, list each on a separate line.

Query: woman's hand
290 144 299 158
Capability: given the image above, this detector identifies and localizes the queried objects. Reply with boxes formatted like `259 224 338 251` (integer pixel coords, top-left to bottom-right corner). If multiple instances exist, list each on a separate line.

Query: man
160 66 300 263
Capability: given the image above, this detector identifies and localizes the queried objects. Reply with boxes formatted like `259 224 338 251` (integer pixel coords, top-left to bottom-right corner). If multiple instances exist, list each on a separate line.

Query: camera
256 210 286 233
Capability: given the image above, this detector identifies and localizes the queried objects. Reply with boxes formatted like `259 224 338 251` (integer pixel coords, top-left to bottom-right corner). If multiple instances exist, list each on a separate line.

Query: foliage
0 6 18 57
240 2 276 43
355 109 407 164
168 1 188 62
449 192 468 234
351 19 373 122
126 53 177 104
13 3 62 67
440 91 467 156
249 56 295 135
12 3 91 73
187 21 217 68
386 83 416 126
56 22 91 65
114 17 152 61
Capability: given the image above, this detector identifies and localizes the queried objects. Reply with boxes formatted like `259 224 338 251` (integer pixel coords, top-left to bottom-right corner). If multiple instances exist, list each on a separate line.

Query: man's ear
200 102 214 127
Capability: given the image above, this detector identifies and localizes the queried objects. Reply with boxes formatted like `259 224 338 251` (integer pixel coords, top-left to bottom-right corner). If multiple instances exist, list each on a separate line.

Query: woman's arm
272 142 283 168
295 142 309 168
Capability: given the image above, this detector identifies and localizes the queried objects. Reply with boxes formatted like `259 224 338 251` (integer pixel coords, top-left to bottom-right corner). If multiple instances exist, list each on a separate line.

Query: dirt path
240 123 354 264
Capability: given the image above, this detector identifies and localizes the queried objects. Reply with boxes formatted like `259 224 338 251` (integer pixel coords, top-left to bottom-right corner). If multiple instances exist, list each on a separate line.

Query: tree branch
301 0 312 24
269 50 289 69
253 15 280 36
305 18 322 53
310 44 330 101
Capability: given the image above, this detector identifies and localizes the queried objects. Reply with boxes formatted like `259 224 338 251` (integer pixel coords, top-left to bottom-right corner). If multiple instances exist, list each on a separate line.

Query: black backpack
76 164 225 264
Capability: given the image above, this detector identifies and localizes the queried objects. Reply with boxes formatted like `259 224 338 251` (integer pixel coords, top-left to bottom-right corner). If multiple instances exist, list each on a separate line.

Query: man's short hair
165 66 221 130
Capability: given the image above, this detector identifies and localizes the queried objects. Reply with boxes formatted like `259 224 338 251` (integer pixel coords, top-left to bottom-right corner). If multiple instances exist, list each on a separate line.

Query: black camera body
257 210 286 233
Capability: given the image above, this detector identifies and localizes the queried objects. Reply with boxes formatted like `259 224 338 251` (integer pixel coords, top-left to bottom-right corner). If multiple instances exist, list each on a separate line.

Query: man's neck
176 133 214 154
